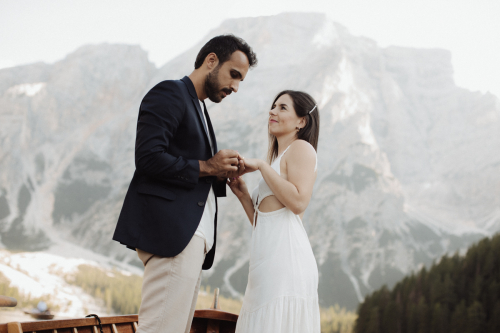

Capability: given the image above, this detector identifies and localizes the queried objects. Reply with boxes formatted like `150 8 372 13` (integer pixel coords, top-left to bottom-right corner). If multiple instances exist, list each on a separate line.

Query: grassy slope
65 264 356 332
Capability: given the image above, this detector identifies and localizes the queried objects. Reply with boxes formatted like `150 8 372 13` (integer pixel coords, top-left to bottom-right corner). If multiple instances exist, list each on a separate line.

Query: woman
228 90 320 332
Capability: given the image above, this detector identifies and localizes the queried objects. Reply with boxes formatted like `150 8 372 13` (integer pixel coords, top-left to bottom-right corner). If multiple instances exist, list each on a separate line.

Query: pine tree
466 301 486 333
355 234 500 333
354 300 371 333
429 303 448 333
366 307 380 333
487 301 500 333
442 273 457 309
449 300 467 333
381 301 399 333
416 297 428 333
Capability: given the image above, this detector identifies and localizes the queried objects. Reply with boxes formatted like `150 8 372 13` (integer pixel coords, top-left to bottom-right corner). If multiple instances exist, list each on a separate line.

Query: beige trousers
136 235 206 333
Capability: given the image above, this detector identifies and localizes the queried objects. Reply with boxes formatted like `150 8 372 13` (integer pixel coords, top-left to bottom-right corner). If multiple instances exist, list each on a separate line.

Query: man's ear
205 52 219 70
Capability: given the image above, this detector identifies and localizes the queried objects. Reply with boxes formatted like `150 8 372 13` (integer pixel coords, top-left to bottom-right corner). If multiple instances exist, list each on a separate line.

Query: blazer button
198 201 205 207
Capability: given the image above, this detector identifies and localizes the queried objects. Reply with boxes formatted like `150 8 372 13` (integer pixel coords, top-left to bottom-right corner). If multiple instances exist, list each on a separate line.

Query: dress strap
276 145 292 161
277 143 317 172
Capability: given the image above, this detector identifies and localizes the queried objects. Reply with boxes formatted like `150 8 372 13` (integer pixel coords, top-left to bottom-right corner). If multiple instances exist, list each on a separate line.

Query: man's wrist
199 160 213 177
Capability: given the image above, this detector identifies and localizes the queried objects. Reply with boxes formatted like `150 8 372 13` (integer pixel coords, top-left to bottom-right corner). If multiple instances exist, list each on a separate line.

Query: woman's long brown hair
267 90 320 163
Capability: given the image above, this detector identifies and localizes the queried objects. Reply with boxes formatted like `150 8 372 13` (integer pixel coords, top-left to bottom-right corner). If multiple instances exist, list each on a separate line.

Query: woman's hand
240 158 262 174
227 176 250 199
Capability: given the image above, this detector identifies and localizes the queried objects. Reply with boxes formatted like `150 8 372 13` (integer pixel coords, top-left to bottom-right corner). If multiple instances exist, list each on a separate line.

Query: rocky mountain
0 13 499 310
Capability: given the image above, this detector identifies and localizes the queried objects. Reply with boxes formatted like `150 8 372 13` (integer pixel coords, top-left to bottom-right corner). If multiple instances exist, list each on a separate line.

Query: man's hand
199 149 242 177
226 155 246 178
225 157 261 178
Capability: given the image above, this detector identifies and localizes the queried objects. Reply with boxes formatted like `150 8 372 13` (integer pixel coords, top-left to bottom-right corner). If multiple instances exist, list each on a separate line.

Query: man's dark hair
194 34 257 69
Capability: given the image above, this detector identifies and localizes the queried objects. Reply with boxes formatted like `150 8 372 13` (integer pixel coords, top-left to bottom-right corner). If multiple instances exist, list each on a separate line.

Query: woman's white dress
235 146 320 333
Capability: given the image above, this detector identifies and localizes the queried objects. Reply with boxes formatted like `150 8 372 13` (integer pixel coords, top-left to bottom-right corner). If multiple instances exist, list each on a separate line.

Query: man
112 35 257 332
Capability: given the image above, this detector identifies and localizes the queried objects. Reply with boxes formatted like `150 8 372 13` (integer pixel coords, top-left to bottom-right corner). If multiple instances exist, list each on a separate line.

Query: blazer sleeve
134 81 199 189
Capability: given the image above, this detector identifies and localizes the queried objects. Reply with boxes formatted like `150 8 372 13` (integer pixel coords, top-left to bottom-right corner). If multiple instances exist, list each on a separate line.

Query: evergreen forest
354 233 500 333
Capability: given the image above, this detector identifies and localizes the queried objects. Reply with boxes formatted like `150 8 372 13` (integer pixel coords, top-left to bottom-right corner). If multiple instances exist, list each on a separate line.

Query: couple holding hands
113 34 320 333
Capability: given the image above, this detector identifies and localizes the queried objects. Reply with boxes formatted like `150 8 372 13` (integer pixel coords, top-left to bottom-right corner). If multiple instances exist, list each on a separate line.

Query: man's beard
204 66 231 103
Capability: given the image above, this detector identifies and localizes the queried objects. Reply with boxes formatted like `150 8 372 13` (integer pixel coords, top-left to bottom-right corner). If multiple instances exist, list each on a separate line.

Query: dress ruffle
235 295 320 333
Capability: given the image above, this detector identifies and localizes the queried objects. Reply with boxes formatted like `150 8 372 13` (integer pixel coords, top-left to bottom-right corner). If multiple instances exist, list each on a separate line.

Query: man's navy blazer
113 76 226 270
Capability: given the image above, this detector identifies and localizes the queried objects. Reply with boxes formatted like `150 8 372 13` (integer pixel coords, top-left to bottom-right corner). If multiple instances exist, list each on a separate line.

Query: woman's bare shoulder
286 140 317 163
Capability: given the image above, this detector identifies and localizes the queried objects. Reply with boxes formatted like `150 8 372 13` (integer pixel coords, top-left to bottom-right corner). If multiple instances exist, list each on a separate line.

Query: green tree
487 301 500 333
449 300 467 333
406 303 418 333
442 273 457 309
466 301 486 333
366 307 380 333
355 234 500 333
381 301 399 333
429 303 448 333
415 297 429 333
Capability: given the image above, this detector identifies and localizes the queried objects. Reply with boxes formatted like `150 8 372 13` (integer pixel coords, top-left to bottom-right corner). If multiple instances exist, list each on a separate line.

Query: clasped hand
200 149 257 178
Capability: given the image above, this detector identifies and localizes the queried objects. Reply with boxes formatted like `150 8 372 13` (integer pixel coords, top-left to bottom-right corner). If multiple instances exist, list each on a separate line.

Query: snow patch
358 115 378 148
0 250 110 318
7 82 46 97
312 21 339 48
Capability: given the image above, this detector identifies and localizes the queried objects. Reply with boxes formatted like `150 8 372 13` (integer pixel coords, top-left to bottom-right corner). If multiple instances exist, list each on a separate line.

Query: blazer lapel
201 101 218 153
181 76 213 153
191 98 211 145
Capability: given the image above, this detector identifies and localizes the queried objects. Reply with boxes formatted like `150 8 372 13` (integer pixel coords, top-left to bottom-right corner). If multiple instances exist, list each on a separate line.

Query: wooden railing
0 315 138 333
0 289 238 333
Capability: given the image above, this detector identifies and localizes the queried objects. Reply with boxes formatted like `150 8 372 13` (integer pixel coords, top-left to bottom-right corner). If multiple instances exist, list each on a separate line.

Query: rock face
0 13 499 309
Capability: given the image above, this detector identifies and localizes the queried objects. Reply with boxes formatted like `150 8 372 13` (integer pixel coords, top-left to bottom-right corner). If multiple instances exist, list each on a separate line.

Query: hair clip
309 105 317 114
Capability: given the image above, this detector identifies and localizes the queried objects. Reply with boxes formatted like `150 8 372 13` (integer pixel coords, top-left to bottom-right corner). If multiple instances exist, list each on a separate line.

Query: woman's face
268 94 304 137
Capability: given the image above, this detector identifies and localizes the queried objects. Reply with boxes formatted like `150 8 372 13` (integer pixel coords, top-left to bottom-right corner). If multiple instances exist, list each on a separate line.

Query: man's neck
188 70 207 100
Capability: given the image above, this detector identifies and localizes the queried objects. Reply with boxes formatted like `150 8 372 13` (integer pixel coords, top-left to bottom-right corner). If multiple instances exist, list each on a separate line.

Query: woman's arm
256 140 317 215
239 194 256 225
227 177 256 225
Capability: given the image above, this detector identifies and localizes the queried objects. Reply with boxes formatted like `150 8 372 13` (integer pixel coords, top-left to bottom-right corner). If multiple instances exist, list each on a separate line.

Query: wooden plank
0 296 18 308
98 316 138 325
69 328 91 333
20 316 138 332
193 310 238 323
6 323 22 333
113 324 132 333
54 329 72 333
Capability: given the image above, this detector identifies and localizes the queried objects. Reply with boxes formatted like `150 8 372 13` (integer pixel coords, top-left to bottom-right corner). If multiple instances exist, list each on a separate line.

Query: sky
1 0 499 97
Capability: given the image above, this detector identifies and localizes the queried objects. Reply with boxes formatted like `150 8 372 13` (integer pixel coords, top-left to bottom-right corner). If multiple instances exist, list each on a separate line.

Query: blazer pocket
137 182 176 201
